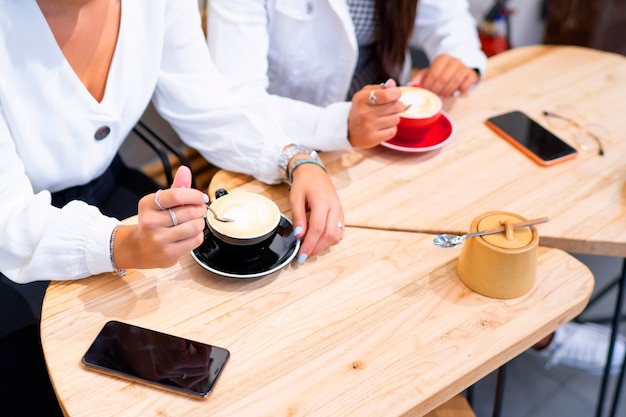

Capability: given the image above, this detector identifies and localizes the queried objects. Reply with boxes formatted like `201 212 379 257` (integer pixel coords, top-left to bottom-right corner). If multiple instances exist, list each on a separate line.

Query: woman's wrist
278 144 326 184
109 225 126 277
287 154 327 185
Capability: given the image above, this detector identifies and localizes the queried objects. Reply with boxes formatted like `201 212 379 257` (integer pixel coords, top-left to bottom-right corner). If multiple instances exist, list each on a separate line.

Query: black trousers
0 155 161 417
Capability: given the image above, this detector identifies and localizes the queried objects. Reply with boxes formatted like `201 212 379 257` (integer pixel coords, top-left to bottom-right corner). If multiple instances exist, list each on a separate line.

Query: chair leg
595 258 626 417
465 384 474 407
132 125 174 186
465 363 506 417
492 364 506 417
609 340 626 417
575 266 626 325
134 120 198 188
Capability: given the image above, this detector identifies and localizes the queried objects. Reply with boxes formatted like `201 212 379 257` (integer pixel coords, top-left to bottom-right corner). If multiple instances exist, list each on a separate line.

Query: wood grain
422 395 476 417
43 45 606 417
209 46 626 257
42 228 592 417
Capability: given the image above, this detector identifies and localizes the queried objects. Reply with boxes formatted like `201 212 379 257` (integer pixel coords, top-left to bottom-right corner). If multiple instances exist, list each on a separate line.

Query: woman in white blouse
0 0 343 414
207 0 626 380
207 0 487 150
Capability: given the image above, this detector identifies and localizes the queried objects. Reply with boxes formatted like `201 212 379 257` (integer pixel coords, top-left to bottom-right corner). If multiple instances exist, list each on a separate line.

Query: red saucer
381 112 454 153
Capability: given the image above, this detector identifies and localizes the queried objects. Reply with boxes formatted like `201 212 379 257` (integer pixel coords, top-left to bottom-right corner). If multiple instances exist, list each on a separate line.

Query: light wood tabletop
42 227 592 417
209 45 626 257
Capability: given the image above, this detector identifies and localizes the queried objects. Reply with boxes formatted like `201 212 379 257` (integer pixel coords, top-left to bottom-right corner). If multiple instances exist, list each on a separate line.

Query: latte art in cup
399 86 442 119
207 192 281 241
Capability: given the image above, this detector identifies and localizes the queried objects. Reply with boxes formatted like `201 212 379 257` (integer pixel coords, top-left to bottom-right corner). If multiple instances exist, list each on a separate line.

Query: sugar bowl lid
475 212 537 250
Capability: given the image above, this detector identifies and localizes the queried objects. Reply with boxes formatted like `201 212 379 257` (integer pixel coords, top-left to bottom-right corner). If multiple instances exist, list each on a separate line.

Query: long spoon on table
432 217 550 248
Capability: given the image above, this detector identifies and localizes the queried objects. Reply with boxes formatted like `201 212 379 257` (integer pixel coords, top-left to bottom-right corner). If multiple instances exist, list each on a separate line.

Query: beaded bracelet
287 158 327 185
109 225 126 277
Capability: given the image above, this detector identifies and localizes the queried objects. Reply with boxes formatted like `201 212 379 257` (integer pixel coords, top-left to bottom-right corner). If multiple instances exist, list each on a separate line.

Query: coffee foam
207 192 281 239
399 87 441 119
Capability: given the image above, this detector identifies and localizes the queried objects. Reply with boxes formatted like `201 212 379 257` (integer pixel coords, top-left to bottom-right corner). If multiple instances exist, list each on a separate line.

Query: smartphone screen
82 321 230 399
485 110 577 166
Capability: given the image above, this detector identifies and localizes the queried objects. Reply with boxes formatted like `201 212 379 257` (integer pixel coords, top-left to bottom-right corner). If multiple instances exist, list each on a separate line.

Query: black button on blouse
94 126 111 140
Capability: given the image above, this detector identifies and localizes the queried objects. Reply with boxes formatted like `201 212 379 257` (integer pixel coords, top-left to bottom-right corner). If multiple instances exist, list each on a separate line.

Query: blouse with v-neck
40 0 121 103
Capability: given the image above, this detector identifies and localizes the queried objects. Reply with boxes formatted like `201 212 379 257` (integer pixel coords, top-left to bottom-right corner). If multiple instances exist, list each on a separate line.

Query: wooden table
41 227 592 417
209 45 626 258
206 45 626 417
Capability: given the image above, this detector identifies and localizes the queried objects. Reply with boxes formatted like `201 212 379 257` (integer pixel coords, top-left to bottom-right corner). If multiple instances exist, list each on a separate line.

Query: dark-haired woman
207 0 487 149
207 0 626 377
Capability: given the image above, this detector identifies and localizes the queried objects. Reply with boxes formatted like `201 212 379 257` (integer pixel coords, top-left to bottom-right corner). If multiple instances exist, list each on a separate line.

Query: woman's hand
347 79 405 148
410 54 479 97
288 162 345 264
113 166 208 270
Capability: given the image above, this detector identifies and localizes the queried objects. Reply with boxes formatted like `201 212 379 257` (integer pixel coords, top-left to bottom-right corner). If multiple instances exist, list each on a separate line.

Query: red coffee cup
397 86 442 131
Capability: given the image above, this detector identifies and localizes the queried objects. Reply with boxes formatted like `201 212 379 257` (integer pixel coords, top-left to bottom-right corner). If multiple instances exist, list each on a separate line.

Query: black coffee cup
205 191 281 253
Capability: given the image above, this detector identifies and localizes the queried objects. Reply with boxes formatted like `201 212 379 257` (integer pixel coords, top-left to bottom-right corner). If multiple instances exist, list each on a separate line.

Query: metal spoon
433 217 550 249
205 203 235 223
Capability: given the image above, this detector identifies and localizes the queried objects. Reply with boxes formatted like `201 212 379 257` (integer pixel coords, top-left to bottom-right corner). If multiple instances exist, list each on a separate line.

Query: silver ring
338 221 344 230
168 208 178 226
368 90 377 105
154 189 166 211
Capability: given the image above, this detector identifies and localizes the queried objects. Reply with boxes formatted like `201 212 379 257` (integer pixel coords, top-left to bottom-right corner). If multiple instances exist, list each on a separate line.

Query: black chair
131 120 196 189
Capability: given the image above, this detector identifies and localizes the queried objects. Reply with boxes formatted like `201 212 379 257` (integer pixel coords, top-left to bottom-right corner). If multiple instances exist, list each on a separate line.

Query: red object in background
478 1 513 57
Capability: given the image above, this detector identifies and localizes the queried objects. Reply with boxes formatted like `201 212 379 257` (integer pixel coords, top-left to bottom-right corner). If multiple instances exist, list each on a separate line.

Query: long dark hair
375 0 419 81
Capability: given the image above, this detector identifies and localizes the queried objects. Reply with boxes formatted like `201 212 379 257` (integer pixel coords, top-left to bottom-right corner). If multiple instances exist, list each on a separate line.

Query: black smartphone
82 321 230 399
485 110 577 166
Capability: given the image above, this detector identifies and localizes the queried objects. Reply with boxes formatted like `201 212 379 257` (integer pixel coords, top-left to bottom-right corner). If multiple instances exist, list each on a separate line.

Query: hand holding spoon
433 217 549 248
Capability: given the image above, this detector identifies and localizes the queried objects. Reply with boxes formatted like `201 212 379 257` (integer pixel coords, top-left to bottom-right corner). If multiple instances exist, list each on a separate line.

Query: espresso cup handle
215 188 229 200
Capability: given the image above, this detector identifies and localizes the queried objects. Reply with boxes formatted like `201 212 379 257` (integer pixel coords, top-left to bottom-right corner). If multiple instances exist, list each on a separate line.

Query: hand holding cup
347 79 405 148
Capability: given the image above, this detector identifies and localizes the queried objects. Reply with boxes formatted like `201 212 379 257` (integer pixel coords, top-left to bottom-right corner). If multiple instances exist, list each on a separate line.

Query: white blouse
0 0 289 283
207 0 488 152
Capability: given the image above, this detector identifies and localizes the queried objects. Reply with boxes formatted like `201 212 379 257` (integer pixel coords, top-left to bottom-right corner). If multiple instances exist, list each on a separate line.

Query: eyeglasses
542 105 608 156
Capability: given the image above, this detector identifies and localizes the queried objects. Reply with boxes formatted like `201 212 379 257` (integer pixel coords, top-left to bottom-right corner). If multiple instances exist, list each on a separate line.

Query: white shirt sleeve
412 0 488 76
207 0 354 152
0 100 120 283
152 0 293 183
